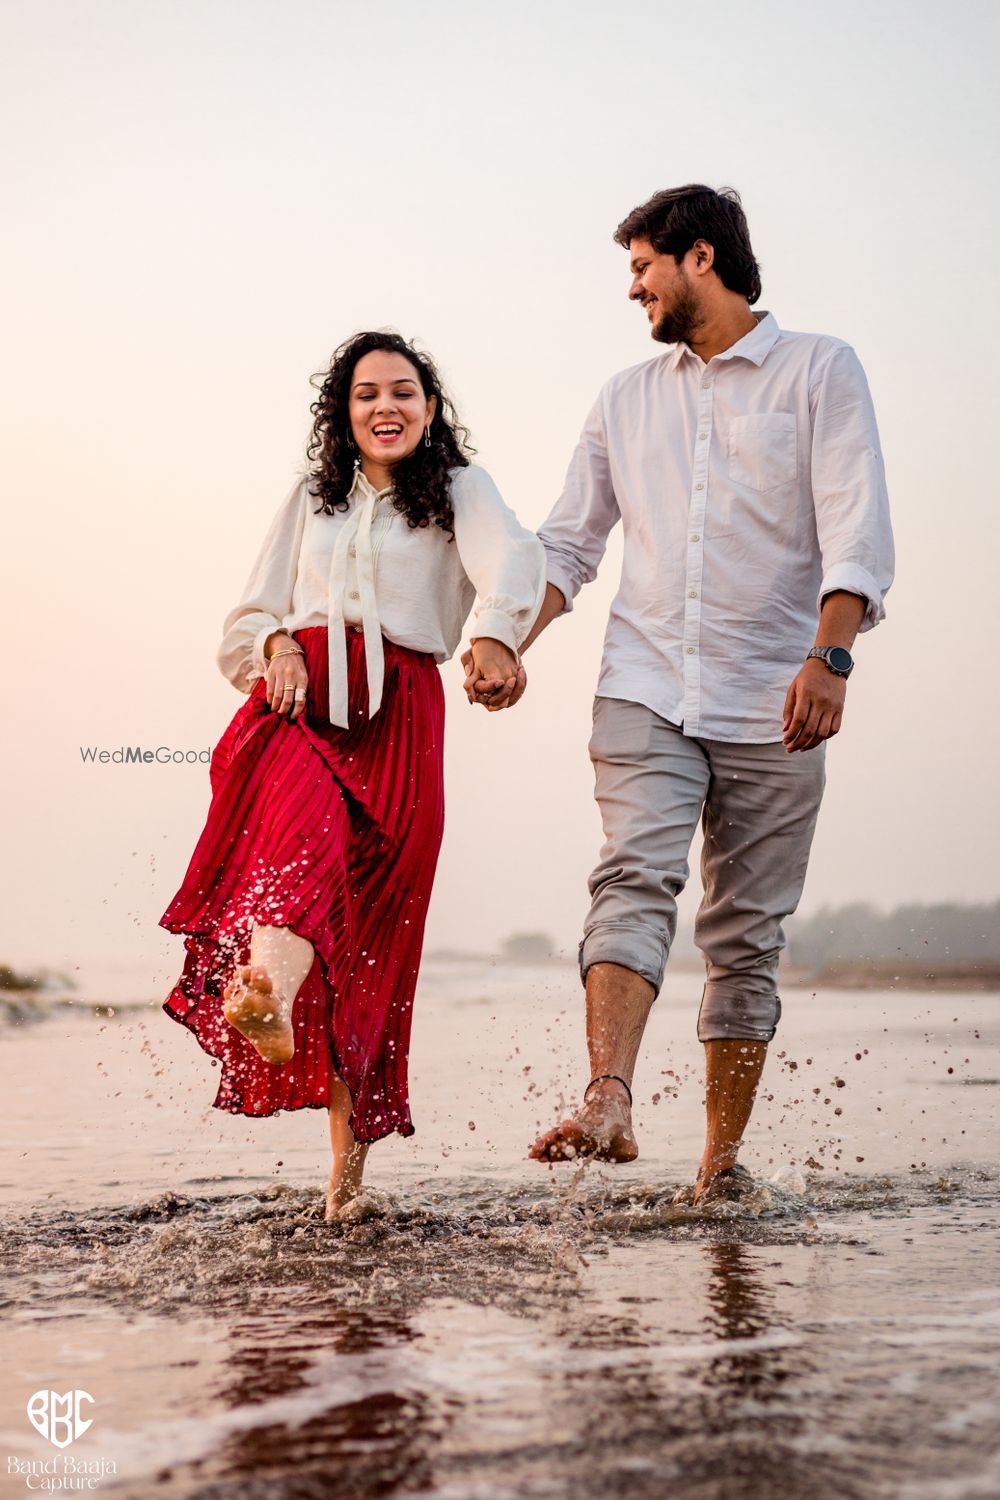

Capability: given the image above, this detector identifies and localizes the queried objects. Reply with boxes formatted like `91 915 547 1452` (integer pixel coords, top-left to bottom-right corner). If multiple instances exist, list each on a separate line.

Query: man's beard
650 272 702 345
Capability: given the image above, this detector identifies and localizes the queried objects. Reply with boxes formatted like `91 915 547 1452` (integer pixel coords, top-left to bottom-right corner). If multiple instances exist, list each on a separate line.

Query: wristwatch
807 645 854 678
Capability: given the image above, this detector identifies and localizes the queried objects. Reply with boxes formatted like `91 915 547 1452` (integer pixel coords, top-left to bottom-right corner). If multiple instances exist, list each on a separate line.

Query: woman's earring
424 423 432 448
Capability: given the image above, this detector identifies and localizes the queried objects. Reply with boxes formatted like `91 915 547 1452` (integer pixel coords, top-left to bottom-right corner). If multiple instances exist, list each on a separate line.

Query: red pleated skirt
158 625 446 1143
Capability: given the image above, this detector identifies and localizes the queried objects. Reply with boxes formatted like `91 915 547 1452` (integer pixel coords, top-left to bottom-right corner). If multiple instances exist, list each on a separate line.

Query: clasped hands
461 638 527 711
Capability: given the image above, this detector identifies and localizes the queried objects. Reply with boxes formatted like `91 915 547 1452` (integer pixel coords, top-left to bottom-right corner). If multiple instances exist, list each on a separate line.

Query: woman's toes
221 966 294 1063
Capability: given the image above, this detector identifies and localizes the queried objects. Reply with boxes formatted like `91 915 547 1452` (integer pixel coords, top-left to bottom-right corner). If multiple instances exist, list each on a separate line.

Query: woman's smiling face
348 350 437 477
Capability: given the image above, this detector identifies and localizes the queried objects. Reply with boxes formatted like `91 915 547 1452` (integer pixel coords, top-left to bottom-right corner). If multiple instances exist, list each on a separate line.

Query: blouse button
349 590 360 600
349 546 356 557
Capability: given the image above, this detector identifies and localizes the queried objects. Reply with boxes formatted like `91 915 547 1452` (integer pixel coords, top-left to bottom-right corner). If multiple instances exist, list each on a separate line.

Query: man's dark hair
614 184 762 304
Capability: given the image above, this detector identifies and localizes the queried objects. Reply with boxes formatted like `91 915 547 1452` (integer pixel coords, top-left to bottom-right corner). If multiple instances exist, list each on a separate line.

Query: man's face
627 236 702 345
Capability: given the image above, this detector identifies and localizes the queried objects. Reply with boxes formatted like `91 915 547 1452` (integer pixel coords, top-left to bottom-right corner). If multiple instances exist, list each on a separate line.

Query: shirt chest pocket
726 412 798 493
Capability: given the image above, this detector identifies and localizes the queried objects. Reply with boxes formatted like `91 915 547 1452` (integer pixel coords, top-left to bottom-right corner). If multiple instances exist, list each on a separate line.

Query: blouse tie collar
326 467 392 728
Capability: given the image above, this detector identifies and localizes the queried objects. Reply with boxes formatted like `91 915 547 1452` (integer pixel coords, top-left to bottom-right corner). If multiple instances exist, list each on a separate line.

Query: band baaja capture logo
5 1391 118 1491
27 1392 94 1449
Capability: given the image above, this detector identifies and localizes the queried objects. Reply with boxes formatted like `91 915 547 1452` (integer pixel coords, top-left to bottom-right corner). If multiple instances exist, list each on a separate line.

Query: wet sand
2 964 999 1498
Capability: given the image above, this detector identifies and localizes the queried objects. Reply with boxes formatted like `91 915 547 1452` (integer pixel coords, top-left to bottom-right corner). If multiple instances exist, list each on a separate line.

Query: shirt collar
669 309 780 370
347 465 394 503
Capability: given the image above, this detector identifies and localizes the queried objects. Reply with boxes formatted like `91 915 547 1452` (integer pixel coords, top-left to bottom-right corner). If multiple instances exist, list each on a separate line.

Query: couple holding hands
160 182 894 1219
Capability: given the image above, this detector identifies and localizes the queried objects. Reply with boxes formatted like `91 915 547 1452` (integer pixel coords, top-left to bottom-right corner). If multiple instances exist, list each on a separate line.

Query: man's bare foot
222 964 294 1064
672 1162 756 1206
528 1079 638 1163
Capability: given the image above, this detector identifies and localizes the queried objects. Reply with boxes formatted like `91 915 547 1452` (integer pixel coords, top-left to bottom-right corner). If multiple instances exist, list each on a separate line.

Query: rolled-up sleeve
536 388 621 614
810 344 895 631
216 476 308 693
451 465 547 653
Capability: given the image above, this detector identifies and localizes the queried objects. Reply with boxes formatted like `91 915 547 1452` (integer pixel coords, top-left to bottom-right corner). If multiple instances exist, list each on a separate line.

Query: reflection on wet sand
2 1173 999 1498
193 1306 441 1498
4 973 1000 1498
700 1240 802 1396
516 1239 812 1499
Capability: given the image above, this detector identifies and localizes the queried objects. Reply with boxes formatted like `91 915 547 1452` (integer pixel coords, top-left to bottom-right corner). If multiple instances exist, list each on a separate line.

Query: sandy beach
2 962 998 1498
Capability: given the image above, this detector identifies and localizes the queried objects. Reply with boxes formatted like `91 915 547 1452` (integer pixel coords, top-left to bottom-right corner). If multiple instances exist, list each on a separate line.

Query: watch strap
808 646 854 677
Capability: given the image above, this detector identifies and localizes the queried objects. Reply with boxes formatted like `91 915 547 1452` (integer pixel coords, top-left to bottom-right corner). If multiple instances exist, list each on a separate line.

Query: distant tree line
0 964 76 993
786 900 1000 974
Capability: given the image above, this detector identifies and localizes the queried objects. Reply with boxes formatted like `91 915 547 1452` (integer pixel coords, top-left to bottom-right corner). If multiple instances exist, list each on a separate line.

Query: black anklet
584 1074 633 1108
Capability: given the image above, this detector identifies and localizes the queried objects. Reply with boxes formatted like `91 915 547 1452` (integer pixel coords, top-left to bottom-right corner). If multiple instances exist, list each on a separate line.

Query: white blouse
217 463 546 728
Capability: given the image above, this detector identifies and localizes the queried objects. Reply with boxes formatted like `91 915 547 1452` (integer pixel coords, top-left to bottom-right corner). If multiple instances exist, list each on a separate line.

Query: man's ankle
584 1075 632 1108
699 1152 738 1179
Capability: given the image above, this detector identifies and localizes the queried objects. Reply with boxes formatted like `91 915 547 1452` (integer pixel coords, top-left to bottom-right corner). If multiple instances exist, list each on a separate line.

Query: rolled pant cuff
579 925 667 995
697 984 782 1043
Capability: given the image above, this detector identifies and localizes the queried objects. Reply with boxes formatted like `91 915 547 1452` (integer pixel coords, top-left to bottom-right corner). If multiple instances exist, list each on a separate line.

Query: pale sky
2 0 998 992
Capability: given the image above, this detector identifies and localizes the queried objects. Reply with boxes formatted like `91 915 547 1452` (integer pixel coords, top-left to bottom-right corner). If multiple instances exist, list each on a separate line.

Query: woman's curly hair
306 330 474 540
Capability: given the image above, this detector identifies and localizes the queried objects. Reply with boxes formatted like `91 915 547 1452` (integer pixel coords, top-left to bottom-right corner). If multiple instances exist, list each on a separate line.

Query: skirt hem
160 995 416 1142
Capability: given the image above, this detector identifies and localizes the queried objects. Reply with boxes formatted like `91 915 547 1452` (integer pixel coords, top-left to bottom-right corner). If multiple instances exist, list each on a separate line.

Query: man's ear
691 239 715 275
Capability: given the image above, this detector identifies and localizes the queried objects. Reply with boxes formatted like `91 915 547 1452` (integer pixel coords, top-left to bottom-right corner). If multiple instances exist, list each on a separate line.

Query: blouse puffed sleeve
216 475 309 694
450 464 547 653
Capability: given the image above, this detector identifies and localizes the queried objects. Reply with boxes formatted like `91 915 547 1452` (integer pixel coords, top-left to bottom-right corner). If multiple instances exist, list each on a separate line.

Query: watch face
827 646 853 674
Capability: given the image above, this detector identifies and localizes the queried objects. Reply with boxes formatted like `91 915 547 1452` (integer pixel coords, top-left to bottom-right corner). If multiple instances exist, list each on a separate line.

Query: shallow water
2 965 999 1498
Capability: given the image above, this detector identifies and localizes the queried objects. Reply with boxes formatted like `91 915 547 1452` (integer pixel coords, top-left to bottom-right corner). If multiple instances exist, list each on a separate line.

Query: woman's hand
462 638 526 711
264 634 309 721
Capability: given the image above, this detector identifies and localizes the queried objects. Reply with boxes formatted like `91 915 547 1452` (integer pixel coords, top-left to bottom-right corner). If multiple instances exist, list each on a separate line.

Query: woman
159 331 545 1219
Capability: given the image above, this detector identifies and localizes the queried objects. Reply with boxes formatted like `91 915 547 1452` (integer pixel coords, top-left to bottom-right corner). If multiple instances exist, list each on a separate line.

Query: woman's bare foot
324 1175 359 1221
323 1130 369 1223
528 1078 639 1163
324 1160 369 1222
222 964 294 1064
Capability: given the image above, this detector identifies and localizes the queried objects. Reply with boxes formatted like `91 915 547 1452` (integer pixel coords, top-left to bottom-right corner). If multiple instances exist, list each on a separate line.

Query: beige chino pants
580 695 827 1042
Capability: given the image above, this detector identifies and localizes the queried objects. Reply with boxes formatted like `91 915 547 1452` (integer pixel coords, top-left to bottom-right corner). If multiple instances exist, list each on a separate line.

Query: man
466 183 894 1203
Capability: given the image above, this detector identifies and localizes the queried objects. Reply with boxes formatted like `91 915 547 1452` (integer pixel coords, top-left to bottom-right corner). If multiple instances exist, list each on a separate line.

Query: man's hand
782 658 846 752
461 640 526 711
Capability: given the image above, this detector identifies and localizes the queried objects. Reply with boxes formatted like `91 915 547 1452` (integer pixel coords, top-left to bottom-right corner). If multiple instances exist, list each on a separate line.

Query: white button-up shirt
538 310 895 742
218 464 546 727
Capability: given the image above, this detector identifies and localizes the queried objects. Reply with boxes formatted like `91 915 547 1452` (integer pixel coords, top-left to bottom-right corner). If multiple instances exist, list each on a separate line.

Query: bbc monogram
27 1391 94 1449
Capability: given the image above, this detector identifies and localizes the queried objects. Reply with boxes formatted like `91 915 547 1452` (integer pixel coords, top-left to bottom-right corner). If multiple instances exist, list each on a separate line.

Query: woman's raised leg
222 925 315 1064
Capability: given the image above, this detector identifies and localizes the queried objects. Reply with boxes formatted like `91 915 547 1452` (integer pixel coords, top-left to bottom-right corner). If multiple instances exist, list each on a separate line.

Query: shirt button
698 432 708 440
695 482 704 491
702 377 711 389
686 646 696 654
349 590 360 600
691 533 700 542
349 545 356 557
688 590 698 598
